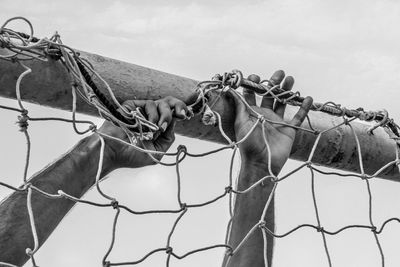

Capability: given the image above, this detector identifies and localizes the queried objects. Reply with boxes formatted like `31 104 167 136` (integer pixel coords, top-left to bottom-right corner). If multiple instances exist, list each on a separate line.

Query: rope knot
371 226 377 233
25 247 34 256
180 202 187 209
225 186 232 193
166 247 173 254
87 92 97 101
317 227 324 232
22 182 32 190
340 107 348 117
17 109 29 132
111 200 119 209
229 70 243 89
89 124 97 132
270 176 279 183
229 142 236 149
225 247 233 257
103 261 111 267
201 105 217 126
367 109 389 135
258 220 266 228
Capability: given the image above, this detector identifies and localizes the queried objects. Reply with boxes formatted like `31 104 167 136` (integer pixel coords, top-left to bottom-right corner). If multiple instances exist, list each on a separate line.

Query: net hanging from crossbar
1 17 400 267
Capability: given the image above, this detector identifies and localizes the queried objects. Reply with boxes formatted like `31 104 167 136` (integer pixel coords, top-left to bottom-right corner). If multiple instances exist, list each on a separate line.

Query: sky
1 0 400 266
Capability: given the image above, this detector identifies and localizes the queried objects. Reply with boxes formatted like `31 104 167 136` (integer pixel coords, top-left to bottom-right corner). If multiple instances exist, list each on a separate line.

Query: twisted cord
207 70 399 138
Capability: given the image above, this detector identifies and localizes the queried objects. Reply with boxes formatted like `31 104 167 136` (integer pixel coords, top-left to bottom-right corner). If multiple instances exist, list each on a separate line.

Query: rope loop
25 247 34 256
230 69 243 89
177 145 187 155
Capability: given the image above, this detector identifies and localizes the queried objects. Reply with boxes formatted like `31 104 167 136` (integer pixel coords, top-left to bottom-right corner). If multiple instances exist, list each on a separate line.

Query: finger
122 99 140 111
274 76 294 118
142 100 159 124
157 119 176 150
154 119 176 152
164 96 189 119
123 99 160 125
156 100 173 132
242 74 260 106
225 89 248 122
290 96 313 127
261 70 285 109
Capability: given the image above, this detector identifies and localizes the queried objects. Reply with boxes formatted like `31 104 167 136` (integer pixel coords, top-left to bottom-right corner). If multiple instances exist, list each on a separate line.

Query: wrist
71 134 117 181
241 155 282 178
30 134 117 198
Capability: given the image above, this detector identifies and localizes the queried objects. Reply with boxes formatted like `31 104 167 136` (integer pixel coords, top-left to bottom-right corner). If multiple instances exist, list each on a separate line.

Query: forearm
0 134 114 265
224 160 276 267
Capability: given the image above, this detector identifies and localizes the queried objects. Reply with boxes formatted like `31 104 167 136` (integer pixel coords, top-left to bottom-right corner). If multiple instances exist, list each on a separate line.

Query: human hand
227 70 313 175
98 96 189 169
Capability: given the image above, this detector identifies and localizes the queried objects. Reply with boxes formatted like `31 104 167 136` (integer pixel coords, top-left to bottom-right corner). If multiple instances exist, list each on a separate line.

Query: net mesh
1 17 400 267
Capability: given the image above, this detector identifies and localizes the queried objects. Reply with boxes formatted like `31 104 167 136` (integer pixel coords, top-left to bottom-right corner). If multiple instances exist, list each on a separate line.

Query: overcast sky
1 0 400 266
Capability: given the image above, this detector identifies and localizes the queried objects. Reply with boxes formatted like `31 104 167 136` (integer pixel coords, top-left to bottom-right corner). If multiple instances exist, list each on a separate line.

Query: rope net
1 17 400 267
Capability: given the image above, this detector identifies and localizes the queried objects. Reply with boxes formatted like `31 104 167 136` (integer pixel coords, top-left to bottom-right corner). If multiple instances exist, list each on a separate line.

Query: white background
1 0 400 266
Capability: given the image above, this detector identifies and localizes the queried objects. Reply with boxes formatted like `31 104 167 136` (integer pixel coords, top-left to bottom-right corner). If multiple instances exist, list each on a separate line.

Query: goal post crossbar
0 48 398 181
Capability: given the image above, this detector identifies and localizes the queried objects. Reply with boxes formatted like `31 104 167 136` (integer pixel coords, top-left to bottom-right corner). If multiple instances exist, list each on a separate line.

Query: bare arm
223 70 313 267
226 161 274 267
0 97 188 266
0 134 113 265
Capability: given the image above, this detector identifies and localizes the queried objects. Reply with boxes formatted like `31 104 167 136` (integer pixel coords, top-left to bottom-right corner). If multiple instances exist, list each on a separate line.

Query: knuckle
164 96 173 102
176 101 185 109
165 112 173 121
122 99 135 107
160 100 169 108
147 100 157 108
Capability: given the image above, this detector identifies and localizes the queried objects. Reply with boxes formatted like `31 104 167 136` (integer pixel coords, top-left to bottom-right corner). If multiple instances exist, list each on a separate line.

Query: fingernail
160 122 168 132
180 110 187 119
187 109 194 118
